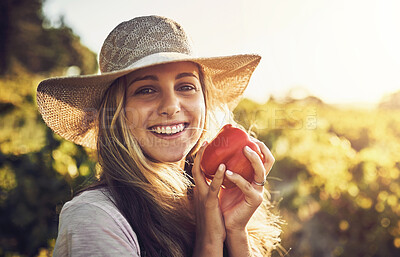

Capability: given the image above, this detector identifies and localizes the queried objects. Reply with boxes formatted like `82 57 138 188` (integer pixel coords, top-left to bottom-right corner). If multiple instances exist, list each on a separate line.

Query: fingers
193 141 225 196
254 139 275 174
192 142 208 191
209 164 226 196
248 138 275 185
225 170 263 206
250 138 275 168
243 145 265 187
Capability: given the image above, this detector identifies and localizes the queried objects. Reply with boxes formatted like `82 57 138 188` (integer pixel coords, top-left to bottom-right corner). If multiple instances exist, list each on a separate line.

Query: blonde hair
96 65 281 256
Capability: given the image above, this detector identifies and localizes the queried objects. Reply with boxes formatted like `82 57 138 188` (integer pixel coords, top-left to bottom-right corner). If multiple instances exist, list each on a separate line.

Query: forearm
192 236 224 257
225 228 254 257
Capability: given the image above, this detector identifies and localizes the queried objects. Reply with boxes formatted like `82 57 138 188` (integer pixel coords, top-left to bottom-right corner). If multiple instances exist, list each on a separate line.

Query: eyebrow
128 72 199 86
175 72 199 80
129 75 158 85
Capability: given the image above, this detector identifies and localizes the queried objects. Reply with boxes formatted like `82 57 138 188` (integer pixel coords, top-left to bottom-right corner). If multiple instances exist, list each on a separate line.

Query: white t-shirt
53 188 141 256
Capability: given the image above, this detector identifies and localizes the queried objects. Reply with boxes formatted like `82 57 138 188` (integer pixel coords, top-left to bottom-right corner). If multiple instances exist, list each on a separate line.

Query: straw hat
36 15 261 149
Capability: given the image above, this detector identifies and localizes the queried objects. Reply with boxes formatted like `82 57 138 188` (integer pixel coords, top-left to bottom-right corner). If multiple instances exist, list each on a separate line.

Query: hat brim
36 52 261 149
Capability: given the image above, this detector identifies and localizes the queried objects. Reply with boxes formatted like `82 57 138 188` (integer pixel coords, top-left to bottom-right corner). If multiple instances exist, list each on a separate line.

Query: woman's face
125 61 205 165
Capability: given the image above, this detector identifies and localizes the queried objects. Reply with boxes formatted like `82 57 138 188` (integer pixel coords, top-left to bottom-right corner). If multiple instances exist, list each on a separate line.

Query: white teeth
151 124 185 135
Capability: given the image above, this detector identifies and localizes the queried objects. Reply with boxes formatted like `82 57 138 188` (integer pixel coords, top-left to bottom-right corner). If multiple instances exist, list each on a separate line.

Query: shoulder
60 188 119 220
53 188 141 257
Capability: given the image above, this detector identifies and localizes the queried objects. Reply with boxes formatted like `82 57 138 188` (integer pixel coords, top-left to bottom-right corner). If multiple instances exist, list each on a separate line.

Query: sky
43 0 400 105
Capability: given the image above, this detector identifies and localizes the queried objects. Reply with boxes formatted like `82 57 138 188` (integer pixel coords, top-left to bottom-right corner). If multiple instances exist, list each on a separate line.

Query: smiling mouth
148 123 188 135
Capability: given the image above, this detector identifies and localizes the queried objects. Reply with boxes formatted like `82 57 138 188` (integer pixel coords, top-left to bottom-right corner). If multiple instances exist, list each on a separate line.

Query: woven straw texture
36 16 261 149
100 16 193 73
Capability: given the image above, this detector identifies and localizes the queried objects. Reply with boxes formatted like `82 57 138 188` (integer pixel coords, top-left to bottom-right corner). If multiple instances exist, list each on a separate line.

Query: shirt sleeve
53 202 141 257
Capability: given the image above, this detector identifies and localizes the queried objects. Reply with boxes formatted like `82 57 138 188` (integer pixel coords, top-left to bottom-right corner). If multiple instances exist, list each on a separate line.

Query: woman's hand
219 139 274 231
192 139 275 257
192 142 226 257
219 139 275 256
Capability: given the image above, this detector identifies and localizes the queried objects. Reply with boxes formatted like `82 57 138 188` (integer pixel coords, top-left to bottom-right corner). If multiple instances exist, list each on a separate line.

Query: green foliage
2 1 400 256
0 0 97 75
0 70 98 255
0 1 98 256
234 98 400 257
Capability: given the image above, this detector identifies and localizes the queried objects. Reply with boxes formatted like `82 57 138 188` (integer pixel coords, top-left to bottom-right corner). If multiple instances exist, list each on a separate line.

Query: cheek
188 95 206 120
124 106 140 131
125 103 152 127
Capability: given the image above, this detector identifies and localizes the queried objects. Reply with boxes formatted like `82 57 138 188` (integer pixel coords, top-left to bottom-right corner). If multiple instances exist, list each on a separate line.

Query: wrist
193 237 224 257
225 228 253 257
196 227 226 246
226 227 248 238
226 228 249 248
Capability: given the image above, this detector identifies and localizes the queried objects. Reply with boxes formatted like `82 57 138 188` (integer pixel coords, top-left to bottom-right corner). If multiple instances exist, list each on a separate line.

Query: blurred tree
0 0 10 73
379 90 400 110
0 0 98 256
0 0 97 76
234 98 400 257
1 0 400 256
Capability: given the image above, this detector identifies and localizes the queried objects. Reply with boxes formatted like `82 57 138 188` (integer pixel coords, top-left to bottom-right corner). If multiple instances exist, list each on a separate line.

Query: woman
37 15 281 256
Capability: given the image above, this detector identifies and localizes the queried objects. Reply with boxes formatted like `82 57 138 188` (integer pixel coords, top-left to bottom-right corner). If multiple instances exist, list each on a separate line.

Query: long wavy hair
95 64 282 256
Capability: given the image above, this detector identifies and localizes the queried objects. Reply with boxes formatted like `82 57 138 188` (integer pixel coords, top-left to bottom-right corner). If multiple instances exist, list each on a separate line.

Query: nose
158 90 181 116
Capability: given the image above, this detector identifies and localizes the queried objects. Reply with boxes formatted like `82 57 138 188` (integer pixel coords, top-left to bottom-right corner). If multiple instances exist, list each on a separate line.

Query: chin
143 139 199 164
159 153 187 164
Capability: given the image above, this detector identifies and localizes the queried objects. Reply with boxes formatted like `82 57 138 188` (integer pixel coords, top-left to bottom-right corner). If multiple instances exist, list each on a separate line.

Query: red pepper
200 124 265 188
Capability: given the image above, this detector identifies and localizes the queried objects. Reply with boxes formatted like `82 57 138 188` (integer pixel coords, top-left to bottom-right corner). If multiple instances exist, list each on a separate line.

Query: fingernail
218 164 225 170
202 141 207 147
245 145 251 152
226 170 233 176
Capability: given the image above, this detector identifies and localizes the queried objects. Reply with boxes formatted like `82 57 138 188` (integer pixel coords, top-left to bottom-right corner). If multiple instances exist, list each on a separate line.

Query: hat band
103 52 196 74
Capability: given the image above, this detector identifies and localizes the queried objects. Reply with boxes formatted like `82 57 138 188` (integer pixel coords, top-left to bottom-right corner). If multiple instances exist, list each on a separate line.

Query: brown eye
177 84 196 92
135 87 156 95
